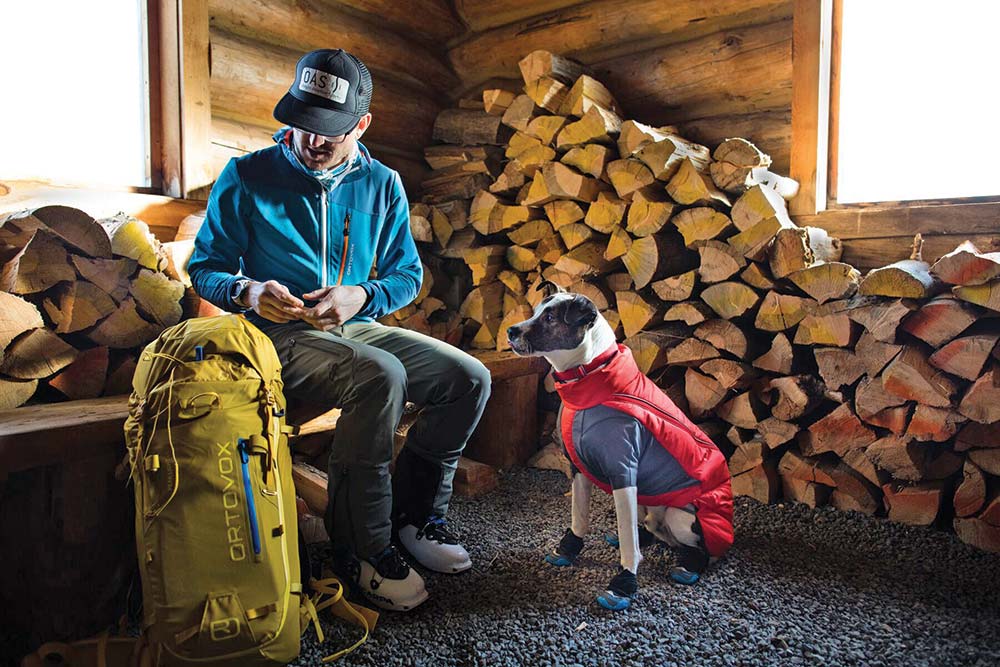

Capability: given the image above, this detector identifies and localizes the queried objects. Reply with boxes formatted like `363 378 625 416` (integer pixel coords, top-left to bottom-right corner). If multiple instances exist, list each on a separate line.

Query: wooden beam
179 0 213 197
452 0 580 32
789 0 833 216
333 0 464 45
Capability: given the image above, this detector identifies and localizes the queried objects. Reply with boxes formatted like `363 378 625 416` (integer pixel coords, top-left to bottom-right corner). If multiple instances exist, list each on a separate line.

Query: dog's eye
544 312 555 322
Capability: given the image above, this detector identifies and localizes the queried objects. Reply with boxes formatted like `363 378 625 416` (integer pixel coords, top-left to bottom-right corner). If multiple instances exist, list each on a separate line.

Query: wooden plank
208 0 458 94
470 350 549 381
334 0 464 45
789 0 833 216
0 180 205 244
838 235 1000 273
593 19 792 124
154 0 183 198
209 29 441 154
452 0 581 32
180 0 213 196
676 110 791 174
794 201 1000 241
448 0 791 89
465 373 539 469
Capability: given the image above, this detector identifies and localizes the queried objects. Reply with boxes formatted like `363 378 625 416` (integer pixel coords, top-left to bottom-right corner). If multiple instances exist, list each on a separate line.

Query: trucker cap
273 49 373 136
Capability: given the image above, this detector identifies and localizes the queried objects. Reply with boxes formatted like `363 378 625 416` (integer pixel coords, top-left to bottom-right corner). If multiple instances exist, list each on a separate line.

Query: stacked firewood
403 50 1000 553
0 206 185 408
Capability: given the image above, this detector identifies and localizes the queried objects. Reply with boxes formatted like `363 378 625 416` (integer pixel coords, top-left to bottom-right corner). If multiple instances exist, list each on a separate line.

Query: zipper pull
344 211 351 236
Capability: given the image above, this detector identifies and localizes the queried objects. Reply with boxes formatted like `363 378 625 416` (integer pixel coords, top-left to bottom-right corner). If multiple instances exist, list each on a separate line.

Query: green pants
258 320 491 559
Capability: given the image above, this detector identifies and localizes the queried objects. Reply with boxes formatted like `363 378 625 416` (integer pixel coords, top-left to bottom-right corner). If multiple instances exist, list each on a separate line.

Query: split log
728 439 765 477
767 375 831 421
666 338 720 367
855 375 908 421
483 89 517 115
506 245 540 273
634 134 710 181
651 271 696 302
696 240 746 284
625 188 674 237
858 235 940 299
569 281 612 312
429 207 455 248
846 296 917 343
663 301 715 326
753 333 793 375
929 333 999 381
523 115 569 146
409 204 435 242
716 391 764 429
464 245 507 285
799 403 877 457
694 319 748 359
740 262 775 291
490 162 527 195
906 404 965 443
814 348 866 390
930 240 1000 286
523 162 606 205
731 462 779 504
518 50 588 87
842 448 883 487
543 200 585 230
787 262 860 304
606 159 655 199
459 282 505 325
557 223 596 251
855 331 903 376
700 359 755 391
969 449 1000 476
432 109 512 145
0 291 44 354
553 242 617 278
665 157 730 207
436 199 469 231
42 281 117 334
684 368 727 418
559 74 622 118
954 461 987 517
555 106 622 149
497 306 534 352
99 214 168 271
728 215 797 262
758 417 798 448
709 138 772 192
882 346 958 408
779 450 836 486
131 270 184 328
883 481 943 526
0 328 77 379
616 291 665 338
899 295 978 347
625 325 688 375
768 226 842 279
0 377 38 409
616 120 681 158
4 206 111 258
959 366 1000 424
793 300 857 347
823 461 883 515
955 421 1000 451
1 230 76 294
86 298 163 349
500 94 540 132
865 436 926 481
954 280 1000 313
700 282 760 319
730 184 791 232
782 476 831 508
954 516 1000 553
561 144 612 179
672 208 733 248
623 234 690 290
470 191 539 235
48 347 109 400
423 145 503 170
507 219 554 247
583 192 628 234
754 292 815 331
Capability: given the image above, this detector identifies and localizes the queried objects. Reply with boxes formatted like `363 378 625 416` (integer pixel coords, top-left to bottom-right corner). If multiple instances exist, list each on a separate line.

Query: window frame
790 0 1000 215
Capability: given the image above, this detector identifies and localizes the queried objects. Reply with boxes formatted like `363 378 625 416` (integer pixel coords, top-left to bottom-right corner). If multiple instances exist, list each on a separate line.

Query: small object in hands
669 566 701 585
545 527 584 567
597 567 637 611
194 345 204 361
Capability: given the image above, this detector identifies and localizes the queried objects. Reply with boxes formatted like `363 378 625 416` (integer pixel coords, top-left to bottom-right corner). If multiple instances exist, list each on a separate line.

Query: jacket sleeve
187 159 251 312
355 172 423 319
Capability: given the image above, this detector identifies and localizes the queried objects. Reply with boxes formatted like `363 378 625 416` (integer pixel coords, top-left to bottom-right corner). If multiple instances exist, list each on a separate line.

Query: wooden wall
204 0 464 195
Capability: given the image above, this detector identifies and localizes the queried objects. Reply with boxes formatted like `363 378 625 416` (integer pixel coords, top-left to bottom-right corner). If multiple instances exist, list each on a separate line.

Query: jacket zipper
611 393 717 449
335 211 351 286
320 191 329 288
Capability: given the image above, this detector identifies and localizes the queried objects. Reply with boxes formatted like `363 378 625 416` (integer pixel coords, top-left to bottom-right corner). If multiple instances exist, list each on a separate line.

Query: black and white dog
507 283 734 610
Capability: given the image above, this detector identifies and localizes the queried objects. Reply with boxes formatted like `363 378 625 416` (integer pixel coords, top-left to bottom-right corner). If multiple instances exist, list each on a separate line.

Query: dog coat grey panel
567 404 698 497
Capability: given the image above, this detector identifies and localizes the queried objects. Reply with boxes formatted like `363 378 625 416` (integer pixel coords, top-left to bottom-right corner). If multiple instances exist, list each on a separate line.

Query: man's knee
354 347 407 402
438 355 492 404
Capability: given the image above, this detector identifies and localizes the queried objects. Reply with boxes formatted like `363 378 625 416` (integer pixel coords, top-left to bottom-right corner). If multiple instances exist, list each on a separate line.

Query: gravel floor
295 468 1000 667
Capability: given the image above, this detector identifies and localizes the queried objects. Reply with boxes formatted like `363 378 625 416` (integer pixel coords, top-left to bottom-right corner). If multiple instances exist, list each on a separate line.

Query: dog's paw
603 533 619 548
669 566 700 585
597 591 631 611
597 567 637 611
545 528 584 567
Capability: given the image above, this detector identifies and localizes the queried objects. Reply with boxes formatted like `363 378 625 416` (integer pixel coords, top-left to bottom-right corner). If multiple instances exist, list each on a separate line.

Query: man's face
291 114 370 171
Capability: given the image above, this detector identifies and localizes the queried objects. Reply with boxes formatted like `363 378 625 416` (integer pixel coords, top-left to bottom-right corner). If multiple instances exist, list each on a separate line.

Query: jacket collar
272 127 372 187
554 343 641 410
551 343 620 382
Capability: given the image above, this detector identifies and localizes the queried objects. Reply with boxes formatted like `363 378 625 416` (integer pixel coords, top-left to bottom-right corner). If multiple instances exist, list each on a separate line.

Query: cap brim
273 93 361 137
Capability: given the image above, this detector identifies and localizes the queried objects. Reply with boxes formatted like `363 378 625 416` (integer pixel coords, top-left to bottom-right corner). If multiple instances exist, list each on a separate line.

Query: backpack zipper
238 439 263 560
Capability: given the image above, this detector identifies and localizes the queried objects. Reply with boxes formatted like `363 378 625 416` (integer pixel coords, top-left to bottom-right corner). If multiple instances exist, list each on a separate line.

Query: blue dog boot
670 566 700 585
605 527 656 550
597 568 637 611
545 528 584 567
603 533 620 548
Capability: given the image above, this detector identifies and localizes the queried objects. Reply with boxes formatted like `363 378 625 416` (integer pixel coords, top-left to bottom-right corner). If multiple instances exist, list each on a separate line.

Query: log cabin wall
205 0 465 195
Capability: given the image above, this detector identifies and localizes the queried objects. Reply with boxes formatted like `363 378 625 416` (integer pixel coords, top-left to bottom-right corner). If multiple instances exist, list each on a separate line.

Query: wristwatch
230 278 253 308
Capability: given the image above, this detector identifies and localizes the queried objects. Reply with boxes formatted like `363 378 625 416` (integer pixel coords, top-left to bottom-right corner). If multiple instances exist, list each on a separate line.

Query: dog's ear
563 294 598 328
537 280 565 297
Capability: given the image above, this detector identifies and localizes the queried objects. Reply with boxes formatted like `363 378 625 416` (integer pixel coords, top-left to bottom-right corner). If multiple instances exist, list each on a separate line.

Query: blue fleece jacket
188 130 422 326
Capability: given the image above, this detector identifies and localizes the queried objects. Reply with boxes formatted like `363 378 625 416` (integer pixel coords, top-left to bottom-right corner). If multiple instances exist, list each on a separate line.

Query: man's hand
302 285 368 330
245 280 306 323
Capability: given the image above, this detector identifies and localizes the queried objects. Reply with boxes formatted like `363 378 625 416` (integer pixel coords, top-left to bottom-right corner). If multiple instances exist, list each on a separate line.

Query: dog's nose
507 326 522 340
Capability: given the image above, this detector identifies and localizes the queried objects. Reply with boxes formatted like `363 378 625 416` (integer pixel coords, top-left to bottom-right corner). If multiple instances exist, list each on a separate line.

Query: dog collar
552 344 620 382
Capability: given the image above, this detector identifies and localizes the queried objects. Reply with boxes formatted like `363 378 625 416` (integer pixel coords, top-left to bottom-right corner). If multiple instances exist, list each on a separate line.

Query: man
188 48 492 612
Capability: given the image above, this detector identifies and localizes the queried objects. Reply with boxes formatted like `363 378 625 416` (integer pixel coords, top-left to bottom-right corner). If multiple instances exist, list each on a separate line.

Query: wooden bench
0 351 549 485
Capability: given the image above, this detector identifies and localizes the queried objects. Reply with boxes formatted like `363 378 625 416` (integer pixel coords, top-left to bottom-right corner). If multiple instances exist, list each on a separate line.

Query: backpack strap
306 576 378 662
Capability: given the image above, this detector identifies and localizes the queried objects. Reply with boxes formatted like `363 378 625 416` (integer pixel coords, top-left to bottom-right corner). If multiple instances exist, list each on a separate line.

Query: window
0 1 152 189
834 1 1000 204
